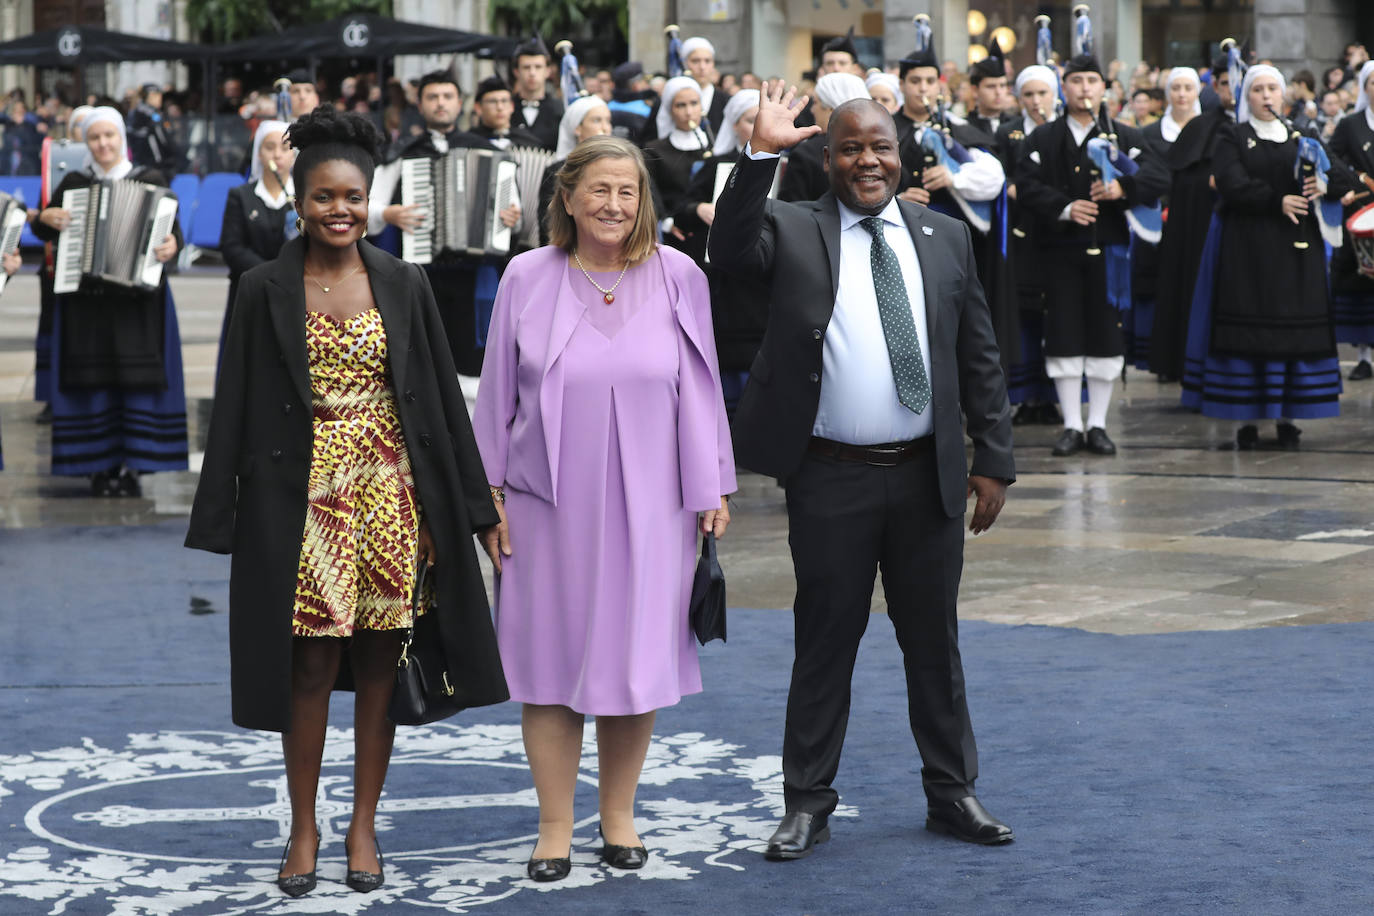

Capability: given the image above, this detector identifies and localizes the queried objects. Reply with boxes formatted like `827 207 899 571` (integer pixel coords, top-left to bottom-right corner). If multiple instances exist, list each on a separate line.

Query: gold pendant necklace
572 251 630 304
304 262 364 294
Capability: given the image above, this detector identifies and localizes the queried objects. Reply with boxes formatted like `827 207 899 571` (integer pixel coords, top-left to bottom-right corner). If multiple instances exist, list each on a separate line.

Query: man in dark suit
709 83 1016 859
469 76 544 150
509 37 563 151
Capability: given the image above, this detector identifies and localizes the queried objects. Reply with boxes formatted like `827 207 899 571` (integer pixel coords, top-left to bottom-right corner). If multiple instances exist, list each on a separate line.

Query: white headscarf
713 89 760 156
656 75 704 146
249 119 290 181
1161 67 1202 142
556 96 610 158
1353 60 1374 113
67 105 94 140
865 71 900 101
681 37 714 63
80 107 132 180
813 72 870 113
1014 65 1059 101
1238 64 1285 129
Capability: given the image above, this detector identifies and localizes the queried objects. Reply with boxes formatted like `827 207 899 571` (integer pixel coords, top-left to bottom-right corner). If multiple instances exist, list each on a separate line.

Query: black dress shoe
345 836 384 893
1085 427 1117 456
925 796 1014 845
1012 403 1034 425
1235 424 1259 451
1051 428 1085 456
526 855 572 882
277 831 320 898
1349 359 1372 381
764 811 829 861
598 824 648 869
1276 422 1302 450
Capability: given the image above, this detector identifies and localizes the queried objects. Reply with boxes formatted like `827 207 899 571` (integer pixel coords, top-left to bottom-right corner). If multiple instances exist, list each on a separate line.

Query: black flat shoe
345 836 385 893
1235 424 1259 451
926 796 1014 845
277 831 320 898
1348 359 1372 381
764 811 829 861
1051 428 1085 457
526 855 572 882
1276 422 1302 451
598 824 648 869
1085 427 1117 456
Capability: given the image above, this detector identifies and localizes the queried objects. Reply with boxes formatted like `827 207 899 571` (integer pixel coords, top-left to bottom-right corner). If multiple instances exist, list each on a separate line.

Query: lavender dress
478 250 730 715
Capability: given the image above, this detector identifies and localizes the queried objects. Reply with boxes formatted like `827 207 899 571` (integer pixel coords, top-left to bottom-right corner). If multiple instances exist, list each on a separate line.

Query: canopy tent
213 14 520 61
0 25 204 66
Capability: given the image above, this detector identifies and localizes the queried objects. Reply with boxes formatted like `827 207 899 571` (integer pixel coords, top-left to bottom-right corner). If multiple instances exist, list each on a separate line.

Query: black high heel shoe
277 830 320 897
345 835 385 893
598 824 648 870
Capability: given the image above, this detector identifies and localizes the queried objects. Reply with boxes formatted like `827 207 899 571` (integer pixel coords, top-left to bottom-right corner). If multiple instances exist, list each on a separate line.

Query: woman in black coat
186 108 506 897
218 119 294 365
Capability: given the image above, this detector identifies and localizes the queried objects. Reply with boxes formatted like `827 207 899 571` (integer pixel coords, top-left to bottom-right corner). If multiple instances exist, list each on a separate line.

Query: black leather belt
807 435 934 467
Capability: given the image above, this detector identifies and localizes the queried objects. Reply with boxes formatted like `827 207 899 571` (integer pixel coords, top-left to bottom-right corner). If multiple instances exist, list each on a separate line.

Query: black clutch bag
388 562 467 725
689 532 727 645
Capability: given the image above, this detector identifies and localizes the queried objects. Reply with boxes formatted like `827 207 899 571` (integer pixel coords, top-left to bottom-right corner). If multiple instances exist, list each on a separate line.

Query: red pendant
603 292 615 304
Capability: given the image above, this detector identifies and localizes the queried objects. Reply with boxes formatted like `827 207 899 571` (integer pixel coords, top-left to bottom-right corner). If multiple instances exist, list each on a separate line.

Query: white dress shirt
812 199 935 444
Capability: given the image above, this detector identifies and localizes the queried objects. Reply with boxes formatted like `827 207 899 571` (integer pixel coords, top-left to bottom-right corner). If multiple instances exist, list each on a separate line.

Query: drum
1345 202 1374 278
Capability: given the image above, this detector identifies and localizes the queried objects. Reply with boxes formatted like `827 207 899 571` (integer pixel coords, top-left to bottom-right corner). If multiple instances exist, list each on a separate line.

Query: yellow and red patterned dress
292 307 421 636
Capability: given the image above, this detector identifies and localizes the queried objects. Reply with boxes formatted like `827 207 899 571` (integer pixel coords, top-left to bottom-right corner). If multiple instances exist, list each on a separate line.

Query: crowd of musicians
4 17 1374 485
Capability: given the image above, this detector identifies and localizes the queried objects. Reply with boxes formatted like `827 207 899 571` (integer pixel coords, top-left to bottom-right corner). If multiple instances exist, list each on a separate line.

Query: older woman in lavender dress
473 135 735 882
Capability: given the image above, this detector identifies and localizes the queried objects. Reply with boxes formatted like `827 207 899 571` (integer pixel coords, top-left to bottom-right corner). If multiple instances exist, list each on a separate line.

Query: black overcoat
185 237 508 733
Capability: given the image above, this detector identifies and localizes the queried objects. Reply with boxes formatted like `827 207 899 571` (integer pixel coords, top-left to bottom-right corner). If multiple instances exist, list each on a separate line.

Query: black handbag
388 562 466 725
689 532 727 645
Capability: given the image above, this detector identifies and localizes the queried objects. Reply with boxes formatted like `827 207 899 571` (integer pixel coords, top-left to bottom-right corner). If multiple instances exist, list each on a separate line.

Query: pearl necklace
572 251 629 304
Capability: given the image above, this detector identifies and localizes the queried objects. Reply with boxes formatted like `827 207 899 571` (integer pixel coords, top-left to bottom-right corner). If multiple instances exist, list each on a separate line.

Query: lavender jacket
473 244 736 512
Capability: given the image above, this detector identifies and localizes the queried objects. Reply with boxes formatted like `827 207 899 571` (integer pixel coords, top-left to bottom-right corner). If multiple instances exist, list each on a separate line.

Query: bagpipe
554 39 588 104
914 121 994 234
665 25 684 80
1082 104 1162 245
1265 103 1343 251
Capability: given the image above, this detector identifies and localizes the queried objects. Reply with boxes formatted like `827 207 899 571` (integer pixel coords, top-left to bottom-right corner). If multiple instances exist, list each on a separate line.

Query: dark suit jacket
707 154 1015 518
220 182 291 310
513 92 564 151
185 237 508 732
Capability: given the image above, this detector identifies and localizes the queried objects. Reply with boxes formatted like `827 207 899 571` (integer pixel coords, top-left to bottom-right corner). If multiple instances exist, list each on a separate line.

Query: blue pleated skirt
1006 311 1058 405
1331 291 1374 345
1181 214 1342 420
49 286 189 476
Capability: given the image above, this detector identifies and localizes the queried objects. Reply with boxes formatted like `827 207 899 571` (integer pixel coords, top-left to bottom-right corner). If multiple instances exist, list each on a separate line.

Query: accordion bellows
54 179 178 294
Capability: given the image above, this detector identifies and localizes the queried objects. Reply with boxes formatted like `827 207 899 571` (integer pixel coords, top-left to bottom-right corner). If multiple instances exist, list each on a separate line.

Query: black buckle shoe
926 796 1015 845
764 811 830 861
1276 422 1302 450
1051 428 1085 456
1085 427 1117 455
345 835 384 893
1348 359 1372 381
277 830 320 898
1235 424 1260 451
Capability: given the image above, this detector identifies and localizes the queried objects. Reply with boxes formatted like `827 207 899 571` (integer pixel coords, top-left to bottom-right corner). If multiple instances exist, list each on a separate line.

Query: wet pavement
3 265 1372 634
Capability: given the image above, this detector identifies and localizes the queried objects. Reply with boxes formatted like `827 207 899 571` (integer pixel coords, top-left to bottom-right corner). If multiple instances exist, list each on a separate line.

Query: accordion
53 179 178 295
400 148 518 263
0 192 27 294
507 145 556 251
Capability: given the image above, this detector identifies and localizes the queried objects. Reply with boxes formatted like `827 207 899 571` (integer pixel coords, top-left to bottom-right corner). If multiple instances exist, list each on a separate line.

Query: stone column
628 0 672 75
394 0 483 102
1255 0 1358 78
882 0 968 71
0 0 20 100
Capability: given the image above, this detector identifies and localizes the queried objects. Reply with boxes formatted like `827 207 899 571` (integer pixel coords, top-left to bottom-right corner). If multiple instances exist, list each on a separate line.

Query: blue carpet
1 521 1372 914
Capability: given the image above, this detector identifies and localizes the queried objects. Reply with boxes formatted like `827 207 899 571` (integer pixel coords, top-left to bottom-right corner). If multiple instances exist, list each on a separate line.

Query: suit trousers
1042 246 1125 359
781 447 978 816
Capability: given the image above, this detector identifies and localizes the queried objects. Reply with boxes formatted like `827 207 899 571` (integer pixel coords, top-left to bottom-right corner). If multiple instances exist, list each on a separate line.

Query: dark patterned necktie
860 216 932 414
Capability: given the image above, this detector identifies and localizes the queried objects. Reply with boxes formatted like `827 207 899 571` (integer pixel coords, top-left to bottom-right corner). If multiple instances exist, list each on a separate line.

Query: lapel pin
1246 137 1257 149
249 209 259 219
922 226 934 236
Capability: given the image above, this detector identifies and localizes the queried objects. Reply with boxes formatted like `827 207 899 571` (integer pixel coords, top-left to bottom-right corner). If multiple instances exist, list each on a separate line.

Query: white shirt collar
838 197 904 234
1250 116 1288 143
428 127 451 154
1364 106 1374 132
668 127 708 151
253 177 293 209
1066 114 1095 146
91 159 133 181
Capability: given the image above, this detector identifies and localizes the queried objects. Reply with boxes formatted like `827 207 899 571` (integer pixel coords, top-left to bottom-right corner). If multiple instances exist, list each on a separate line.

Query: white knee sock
1086 377 1115 430
1054 377 1085 431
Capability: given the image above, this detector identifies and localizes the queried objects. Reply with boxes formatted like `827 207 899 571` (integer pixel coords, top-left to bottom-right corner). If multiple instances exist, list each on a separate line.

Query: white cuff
743 142 781 161
1057 203 1074 222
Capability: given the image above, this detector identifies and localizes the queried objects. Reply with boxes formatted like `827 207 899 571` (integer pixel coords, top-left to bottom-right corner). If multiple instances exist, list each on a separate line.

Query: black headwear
514 34 551 61
820 27 859 64
1063 54 1104 78
899 14 938 79
612 61 645 89
285 68 313 87
474 75 511 103
969 36 1005 84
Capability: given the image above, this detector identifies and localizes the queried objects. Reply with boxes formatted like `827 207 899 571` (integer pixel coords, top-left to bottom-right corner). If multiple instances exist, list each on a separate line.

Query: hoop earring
295 217 304 233
360 227 367 239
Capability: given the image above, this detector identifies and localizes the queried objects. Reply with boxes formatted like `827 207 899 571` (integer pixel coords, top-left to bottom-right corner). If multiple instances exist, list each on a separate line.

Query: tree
186 0 394 45
487 0 628 43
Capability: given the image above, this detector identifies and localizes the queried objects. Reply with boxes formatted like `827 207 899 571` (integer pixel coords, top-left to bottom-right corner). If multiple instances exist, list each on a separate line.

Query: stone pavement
3 265 1372 634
